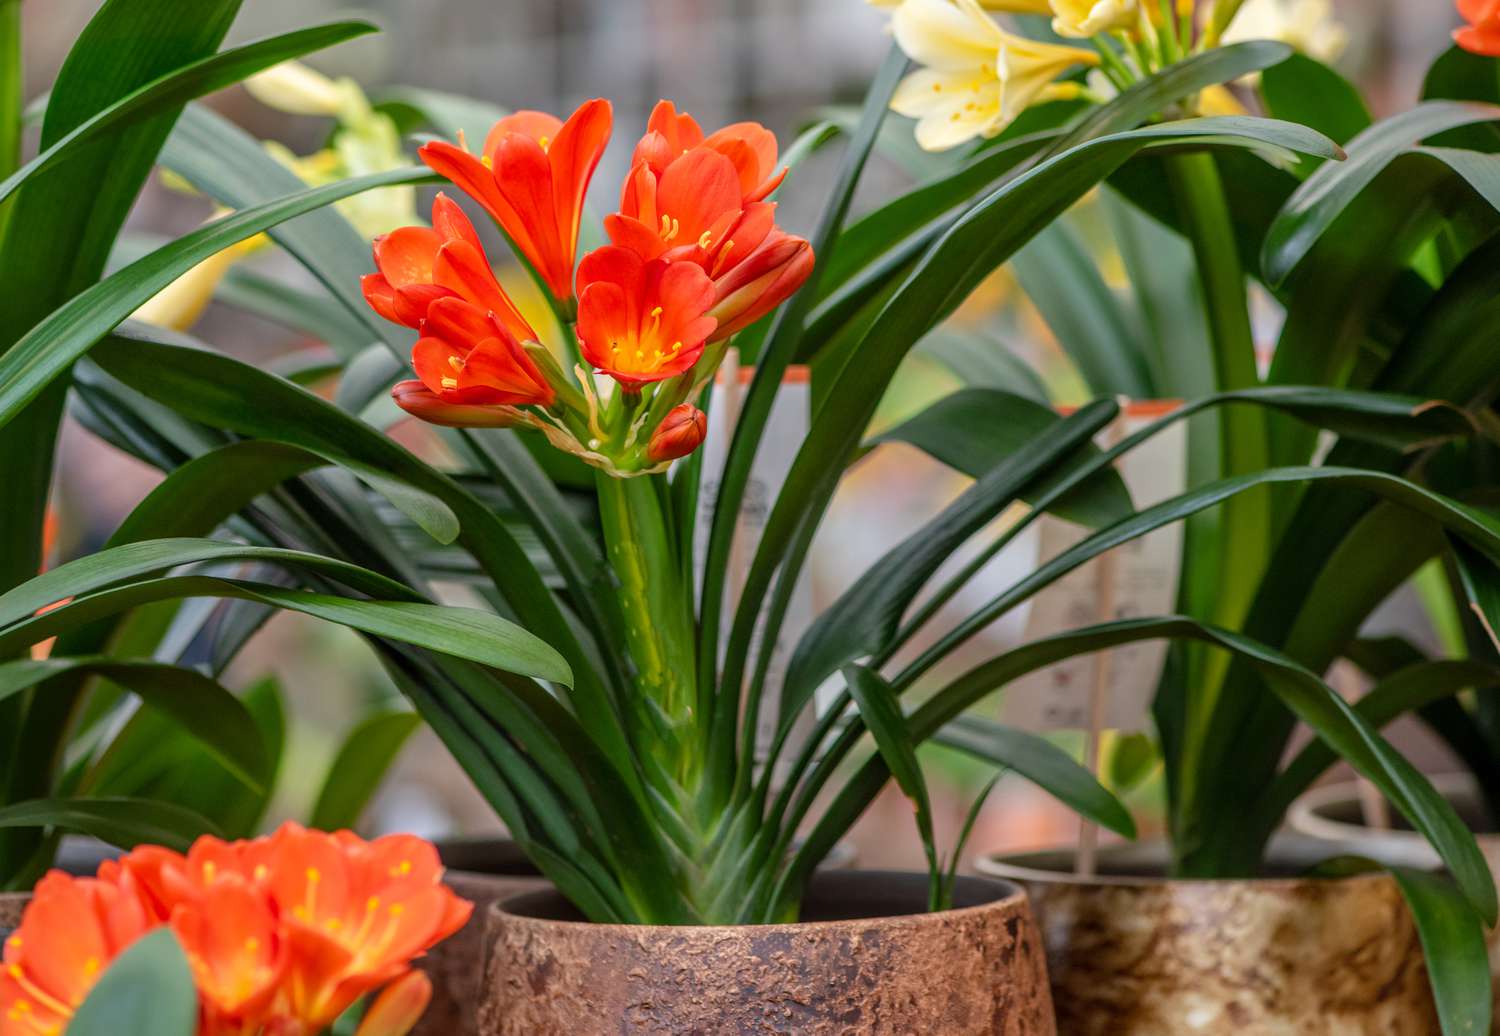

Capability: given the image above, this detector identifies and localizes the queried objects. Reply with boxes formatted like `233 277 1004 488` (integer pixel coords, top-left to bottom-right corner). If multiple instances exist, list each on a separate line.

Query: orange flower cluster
1457 0 1500 55
1 824 470 1036
362 98 814 471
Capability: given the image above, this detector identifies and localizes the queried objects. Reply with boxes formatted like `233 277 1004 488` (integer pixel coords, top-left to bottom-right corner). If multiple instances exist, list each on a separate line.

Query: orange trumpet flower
1457 0 1500 55
575 246 717 389
2 825 472 1036
0 871 154 1036
607 104 812 343
408 297 556 410
362 193 536 344
631 100 786 204
420 100 612 303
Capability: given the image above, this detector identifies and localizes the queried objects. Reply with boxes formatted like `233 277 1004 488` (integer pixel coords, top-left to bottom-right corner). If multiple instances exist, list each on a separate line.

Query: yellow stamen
659 215 681 242
697 230 713 250
538 135 552 152
456 128 470 153
448 355 465 373
441 376 459 390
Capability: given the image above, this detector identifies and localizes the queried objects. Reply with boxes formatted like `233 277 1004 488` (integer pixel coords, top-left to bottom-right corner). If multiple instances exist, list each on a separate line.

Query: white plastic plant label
1000 401 1186 733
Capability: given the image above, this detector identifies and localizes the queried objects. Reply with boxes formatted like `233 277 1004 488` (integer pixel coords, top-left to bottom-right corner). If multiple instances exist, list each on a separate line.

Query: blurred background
19 0 1474 868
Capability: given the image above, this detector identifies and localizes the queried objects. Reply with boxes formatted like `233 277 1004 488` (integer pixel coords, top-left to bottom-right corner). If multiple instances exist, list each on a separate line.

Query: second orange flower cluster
361 100 813 473
1 823 470 1036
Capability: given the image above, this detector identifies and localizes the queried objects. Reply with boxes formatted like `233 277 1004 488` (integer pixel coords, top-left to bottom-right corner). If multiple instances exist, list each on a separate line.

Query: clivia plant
1 5 1499 1028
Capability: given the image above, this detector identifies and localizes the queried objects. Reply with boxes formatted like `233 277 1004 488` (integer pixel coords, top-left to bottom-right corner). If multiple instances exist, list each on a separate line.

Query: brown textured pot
414 838 550 1036
477 870 1054 1036
0 892 26 936
1291 776 1500 1033
977 839 1442 1035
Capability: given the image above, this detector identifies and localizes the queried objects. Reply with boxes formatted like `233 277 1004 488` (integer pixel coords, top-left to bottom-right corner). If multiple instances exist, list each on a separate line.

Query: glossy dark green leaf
0 572 573 688
1263 102 1500 286
310 711 422 830
67 929 197 1036
1260 53 1372 150
0 21 377 207
1011 220 1153 397
783 401 1120 725
872 388 1134 527
842 664 939 902
0 657 266 790
934 714 1136 837
0 797 220 851
1391 869 1493 1036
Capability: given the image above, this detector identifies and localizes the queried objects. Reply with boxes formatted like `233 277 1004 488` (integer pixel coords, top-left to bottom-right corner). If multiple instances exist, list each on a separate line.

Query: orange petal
430 193 485 254
431 241 536 343
654 148 744 243
484 110 564 162
353 971 432 1036
373 228 443 290
419 141 520 233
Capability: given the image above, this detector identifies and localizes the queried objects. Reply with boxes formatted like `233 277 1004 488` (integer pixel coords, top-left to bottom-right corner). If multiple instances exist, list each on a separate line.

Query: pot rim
1290 774 1487 842
975 836 1406 890
490 869 1026 935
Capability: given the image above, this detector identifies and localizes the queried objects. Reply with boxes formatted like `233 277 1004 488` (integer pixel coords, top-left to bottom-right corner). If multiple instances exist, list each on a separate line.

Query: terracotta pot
0 892 26 937
976 839 1441 1035
414 838 551 1036
1291 776 1500 1032
477 870 1054 1036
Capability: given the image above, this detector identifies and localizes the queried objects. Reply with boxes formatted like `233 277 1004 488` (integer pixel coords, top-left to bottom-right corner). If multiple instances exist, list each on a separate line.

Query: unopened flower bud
648 404 708 462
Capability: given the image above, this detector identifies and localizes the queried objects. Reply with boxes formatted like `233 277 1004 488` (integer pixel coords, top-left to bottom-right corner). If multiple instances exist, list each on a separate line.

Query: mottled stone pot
478 871 1055 1036
1292 777 1500 1033
414 838 550 1036
977 841 1441 1035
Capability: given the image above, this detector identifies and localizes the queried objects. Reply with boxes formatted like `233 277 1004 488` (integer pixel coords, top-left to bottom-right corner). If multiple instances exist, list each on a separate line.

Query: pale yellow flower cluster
884 0 1099 151
135 61 417 332
871 0 1348 151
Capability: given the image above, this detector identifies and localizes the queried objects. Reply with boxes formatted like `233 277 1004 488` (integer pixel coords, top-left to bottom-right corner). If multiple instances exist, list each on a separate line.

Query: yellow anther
389 903 404 916
441 376 459 390
306 868 321 883
456 128 470 153
659 215 681 242
538 135 552 152
697 230 713 249
448 355 465 373
245 937 260 953
83 958 100 977
367 896 381 913
253 865 268 882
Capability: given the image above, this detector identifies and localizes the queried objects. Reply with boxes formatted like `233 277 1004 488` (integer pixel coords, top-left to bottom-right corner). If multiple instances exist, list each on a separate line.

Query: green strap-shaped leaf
933 714 1136 838
782 400 1121 725
67 929 198 1036
1391 869 1493 1036
872 388 1134 526
309 711 422 831
1260 54 1372 152
0 574 573 688
1263 659 1500 824
0 21 376 207
0 797 220 854
1264 101 1500 286
0 657 266 791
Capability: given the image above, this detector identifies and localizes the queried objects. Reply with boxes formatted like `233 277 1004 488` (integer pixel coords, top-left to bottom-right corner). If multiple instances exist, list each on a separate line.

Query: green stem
1163 151 1270 860
594 472 699 783
0 0 21 245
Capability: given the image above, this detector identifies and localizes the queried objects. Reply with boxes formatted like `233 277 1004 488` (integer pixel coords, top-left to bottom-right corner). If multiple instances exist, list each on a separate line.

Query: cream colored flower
889 0 1097 151
1049 0 1139 38
1221 0 1348 63
244 60 364 120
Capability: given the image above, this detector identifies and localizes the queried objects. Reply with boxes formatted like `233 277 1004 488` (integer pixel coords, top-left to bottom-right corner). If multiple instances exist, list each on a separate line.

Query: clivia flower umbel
366 99 815 476
1457 0 1500 55
0 824 470 1036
